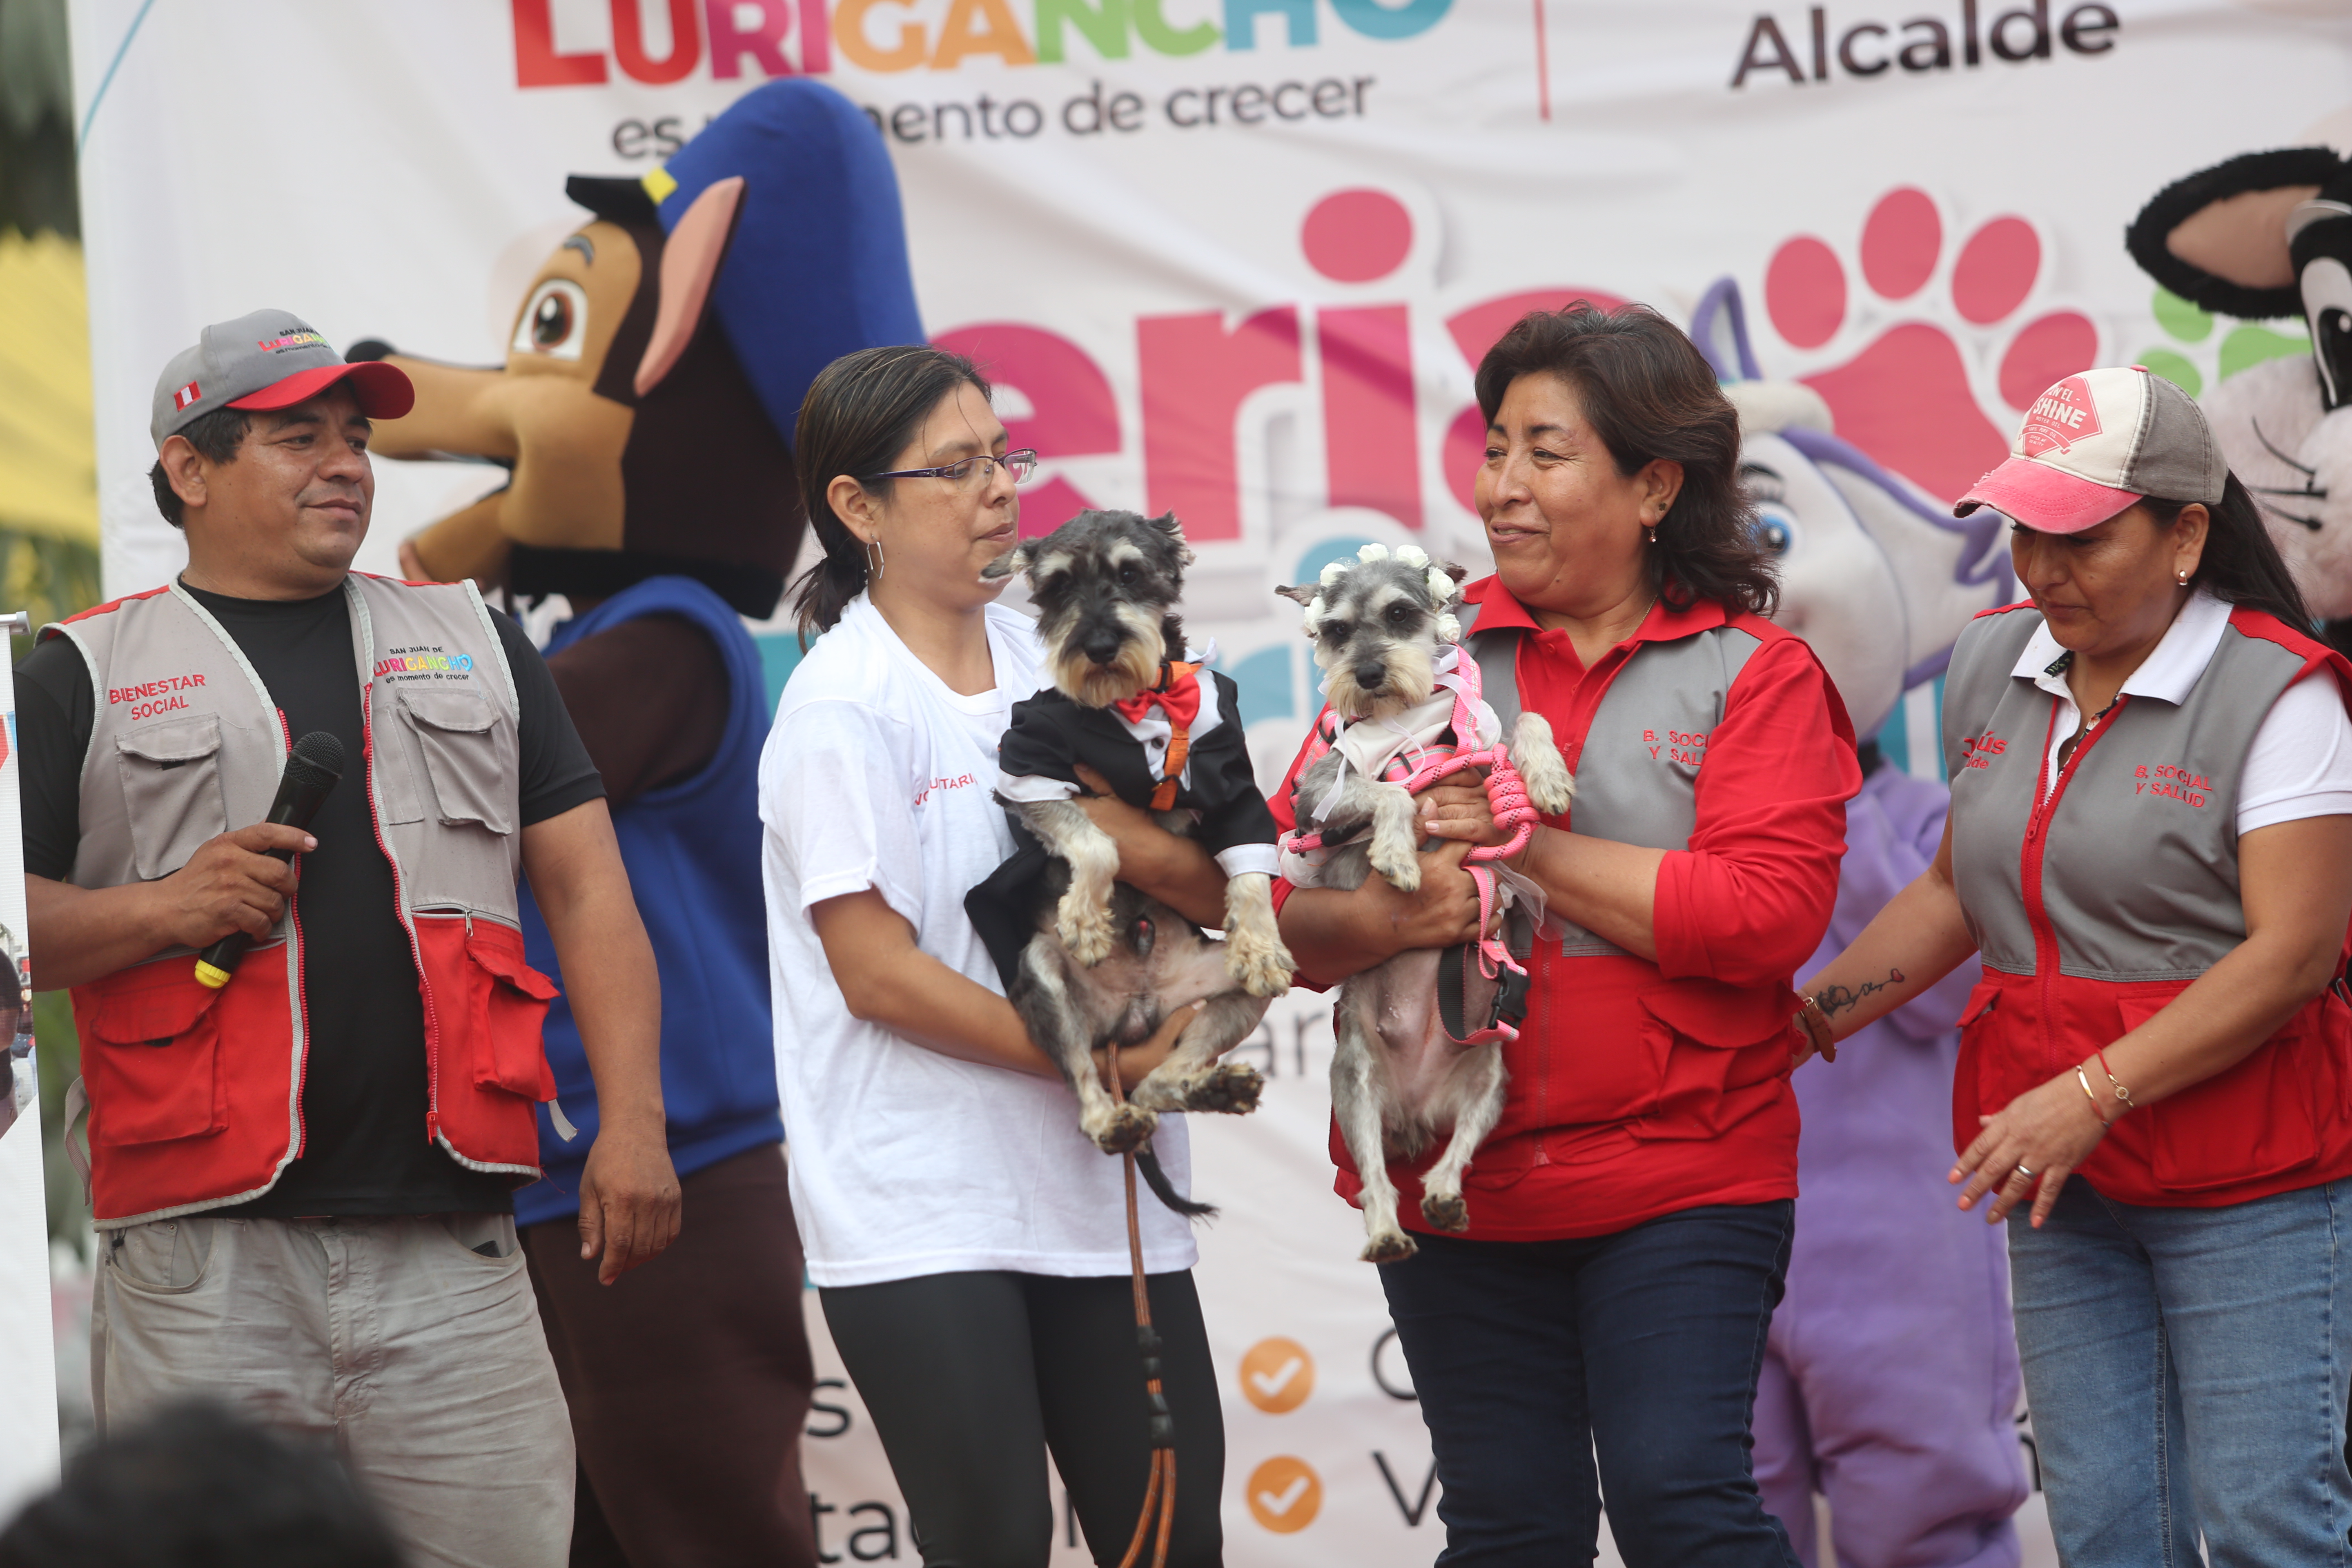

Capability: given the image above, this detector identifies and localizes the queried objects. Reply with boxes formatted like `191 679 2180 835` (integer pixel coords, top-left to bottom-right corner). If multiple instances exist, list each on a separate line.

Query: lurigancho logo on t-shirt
373 646 476 683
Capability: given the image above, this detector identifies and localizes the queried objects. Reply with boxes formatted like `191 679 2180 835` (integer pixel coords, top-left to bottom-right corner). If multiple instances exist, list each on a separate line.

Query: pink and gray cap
1954 365 2227 535
150 309 413 450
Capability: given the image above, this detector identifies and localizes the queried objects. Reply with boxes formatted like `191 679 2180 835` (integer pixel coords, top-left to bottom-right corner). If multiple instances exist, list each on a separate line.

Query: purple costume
1753 761 2029 1568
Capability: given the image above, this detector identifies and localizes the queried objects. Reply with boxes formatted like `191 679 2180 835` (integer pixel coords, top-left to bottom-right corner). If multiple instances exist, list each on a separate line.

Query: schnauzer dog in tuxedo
967 509 1291 1214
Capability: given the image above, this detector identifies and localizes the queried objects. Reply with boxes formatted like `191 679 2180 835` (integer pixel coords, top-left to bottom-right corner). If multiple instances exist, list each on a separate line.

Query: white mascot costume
2126 138 2352 636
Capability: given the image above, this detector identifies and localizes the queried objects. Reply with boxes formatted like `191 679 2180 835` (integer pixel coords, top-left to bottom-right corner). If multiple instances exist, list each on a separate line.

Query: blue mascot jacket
512 577 781 1225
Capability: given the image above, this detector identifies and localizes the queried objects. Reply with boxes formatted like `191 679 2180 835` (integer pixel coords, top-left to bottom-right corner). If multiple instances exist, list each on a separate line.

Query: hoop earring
2176 570 2188 587
868 539 885 579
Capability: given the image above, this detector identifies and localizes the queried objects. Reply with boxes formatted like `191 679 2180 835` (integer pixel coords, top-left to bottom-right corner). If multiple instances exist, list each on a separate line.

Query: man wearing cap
1797 365 2352 1564
22 312 679 1568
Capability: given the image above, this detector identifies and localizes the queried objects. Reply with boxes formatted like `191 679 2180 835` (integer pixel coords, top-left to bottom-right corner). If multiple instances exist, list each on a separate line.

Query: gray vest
1461 599 1761 957
1940 606 2308 980
51 574 524 955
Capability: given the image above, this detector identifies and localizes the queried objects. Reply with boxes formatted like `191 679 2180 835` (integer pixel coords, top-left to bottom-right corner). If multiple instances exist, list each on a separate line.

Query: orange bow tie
1113 662 1201 809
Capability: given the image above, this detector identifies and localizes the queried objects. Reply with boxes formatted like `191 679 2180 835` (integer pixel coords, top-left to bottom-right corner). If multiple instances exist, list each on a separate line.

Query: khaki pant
93 1213 574 1568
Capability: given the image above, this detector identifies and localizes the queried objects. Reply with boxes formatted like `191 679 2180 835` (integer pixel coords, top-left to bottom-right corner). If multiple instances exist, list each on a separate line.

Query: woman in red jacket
1798 367 2352 1566
1273 304 1858 1566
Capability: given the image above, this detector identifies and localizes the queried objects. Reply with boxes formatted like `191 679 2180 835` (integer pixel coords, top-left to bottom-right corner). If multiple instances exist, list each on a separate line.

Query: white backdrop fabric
63 0 2351 1561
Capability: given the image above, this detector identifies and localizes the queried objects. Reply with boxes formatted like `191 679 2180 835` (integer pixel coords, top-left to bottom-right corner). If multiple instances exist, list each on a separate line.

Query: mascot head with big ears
1689 278 2012 741
2128 133 2352 619
354 79 925 618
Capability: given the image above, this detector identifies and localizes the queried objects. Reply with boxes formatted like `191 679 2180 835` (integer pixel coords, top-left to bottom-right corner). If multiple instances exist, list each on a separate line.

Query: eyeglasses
864 448 1039 488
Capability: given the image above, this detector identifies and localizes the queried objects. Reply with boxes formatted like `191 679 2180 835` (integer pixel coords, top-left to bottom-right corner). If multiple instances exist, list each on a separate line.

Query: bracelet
2093 1047 2136 1112
2075 1065 2115 1128
1794 996 1838 1063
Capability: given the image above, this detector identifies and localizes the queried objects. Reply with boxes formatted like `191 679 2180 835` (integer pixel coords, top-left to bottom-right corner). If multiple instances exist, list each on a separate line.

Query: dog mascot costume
1693 282 2031 1568
357 80 925 1567
2126 140 2352 644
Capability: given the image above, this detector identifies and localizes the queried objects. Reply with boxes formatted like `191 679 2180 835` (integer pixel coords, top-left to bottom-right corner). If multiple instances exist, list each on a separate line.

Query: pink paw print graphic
1761 188 2099 501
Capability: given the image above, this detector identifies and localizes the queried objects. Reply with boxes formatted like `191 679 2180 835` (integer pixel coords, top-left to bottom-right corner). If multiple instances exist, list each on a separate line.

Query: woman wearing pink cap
1801 365 2352 1562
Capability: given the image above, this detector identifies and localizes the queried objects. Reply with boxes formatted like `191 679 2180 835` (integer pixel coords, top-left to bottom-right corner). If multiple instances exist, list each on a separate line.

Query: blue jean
1378 1202 1800 1568
2007 1177 2352 1568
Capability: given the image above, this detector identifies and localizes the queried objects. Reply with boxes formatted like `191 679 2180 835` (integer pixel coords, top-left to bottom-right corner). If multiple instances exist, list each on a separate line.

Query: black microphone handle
193 771 339 988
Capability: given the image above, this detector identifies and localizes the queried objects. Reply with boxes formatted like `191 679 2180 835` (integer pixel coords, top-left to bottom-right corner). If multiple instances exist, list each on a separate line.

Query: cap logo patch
172 381 201 411
255 330 327 354
2021 375 2103 457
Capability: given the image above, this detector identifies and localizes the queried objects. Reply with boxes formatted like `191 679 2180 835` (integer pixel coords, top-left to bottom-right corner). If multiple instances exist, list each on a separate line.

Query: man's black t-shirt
19 581 605 1216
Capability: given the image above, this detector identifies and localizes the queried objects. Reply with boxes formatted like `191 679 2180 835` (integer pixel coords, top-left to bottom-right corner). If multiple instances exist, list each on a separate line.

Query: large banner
66 1 2350 1560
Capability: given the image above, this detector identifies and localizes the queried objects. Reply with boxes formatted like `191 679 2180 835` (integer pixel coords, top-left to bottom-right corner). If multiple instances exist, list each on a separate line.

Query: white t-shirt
2014 588 2352 835
760 595 1198 1287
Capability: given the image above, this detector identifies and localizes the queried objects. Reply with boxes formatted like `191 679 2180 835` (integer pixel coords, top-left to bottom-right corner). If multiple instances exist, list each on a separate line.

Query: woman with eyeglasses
758 344 1231 1566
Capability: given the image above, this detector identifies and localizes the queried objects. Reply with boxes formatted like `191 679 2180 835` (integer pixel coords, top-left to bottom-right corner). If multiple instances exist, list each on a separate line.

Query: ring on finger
2012 1163 2035 1181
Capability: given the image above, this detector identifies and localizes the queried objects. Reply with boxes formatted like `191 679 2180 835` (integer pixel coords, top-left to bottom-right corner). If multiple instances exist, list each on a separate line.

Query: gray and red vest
47 575 558 1227
1942 601 2352 1207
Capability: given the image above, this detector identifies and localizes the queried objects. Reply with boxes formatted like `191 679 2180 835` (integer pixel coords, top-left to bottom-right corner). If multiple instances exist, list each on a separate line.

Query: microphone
194 731 345 990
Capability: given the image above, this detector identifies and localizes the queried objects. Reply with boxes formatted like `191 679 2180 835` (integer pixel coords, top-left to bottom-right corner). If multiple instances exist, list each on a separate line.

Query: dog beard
1049 603 1167 708
1319 639 1436 722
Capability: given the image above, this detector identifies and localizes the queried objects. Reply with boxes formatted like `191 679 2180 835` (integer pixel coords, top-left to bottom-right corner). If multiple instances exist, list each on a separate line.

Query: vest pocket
2120 989 2323 1192
114 715 227 880
74 958 229 1146
397 690 514 835
452 918 559 1100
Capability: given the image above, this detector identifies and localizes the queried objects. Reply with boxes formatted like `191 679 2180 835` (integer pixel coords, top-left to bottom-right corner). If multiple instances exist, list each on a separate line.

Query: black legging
821 1270 1224 1568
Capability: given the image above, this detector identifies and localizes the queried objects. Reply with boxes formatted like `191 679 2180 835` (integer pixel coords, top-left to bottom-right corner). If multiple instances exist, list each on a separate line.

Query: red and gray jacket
49 575 559 1227
1943 601 2352 1207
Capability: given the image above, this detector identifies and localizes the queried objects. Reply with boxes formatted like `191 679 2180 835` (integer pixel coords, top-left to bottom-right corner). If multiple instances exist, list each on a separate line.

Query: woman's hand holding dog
1067 764 1230 929
1416 776 1513 849
1091 1000 1211 1094
1276 839 1493 985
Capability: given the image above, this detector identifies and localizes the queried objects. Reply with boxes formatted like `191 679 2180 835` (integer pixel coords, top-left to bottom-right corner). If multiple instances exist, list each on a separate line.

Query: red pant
523 1144 816 1568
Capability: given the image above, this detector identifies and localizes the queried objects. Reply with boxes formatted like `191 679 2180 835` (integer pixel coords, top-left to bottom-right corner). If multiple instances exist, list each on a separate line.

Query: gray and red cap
149 310 413 450
1955 365 2227 535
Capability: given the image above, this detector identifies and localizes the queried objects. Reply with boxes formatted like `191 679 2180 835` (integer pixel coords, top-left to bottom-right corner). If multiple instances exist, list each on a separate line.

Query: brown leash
1105 1044 1178 1568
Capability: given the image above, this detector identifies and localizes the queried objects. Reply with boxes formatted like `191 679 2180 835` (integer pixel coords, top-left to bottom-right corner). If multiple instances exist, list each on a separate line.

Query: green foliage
2 530 100 657
0 0 77 241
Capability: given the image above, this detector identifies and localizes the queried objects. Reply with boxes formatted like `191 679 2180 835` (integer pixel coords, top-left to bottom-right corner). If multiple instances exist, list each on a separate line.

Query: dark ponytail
2152 473 2314 632
790 344 991 646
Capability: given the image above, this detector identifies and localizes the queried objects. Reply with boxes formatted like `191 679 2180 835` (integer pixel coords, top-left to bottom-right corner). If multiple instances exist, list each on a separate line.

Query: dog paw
1094 1103 1157 1155
1226 935 1295 999
1420 1191 1470 1232
1368 833 1421 893
1186 1061 1264 1116
1521 759 1576 818
1511 717 1577 817
1361 1229 1419 1265
1057 902 1116 967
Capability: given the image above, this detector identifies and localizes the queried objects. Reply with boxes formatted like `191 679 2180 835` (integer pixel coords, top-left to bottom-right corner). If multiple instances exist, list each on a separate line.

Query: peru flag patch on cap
172 381 201 412
2021 375 2103 457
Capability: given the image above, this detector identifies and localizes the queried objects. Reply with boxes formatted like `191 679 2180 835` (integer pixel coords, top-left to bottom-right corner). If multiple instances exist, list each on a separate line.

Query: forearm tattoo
1815 968 1905 1019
